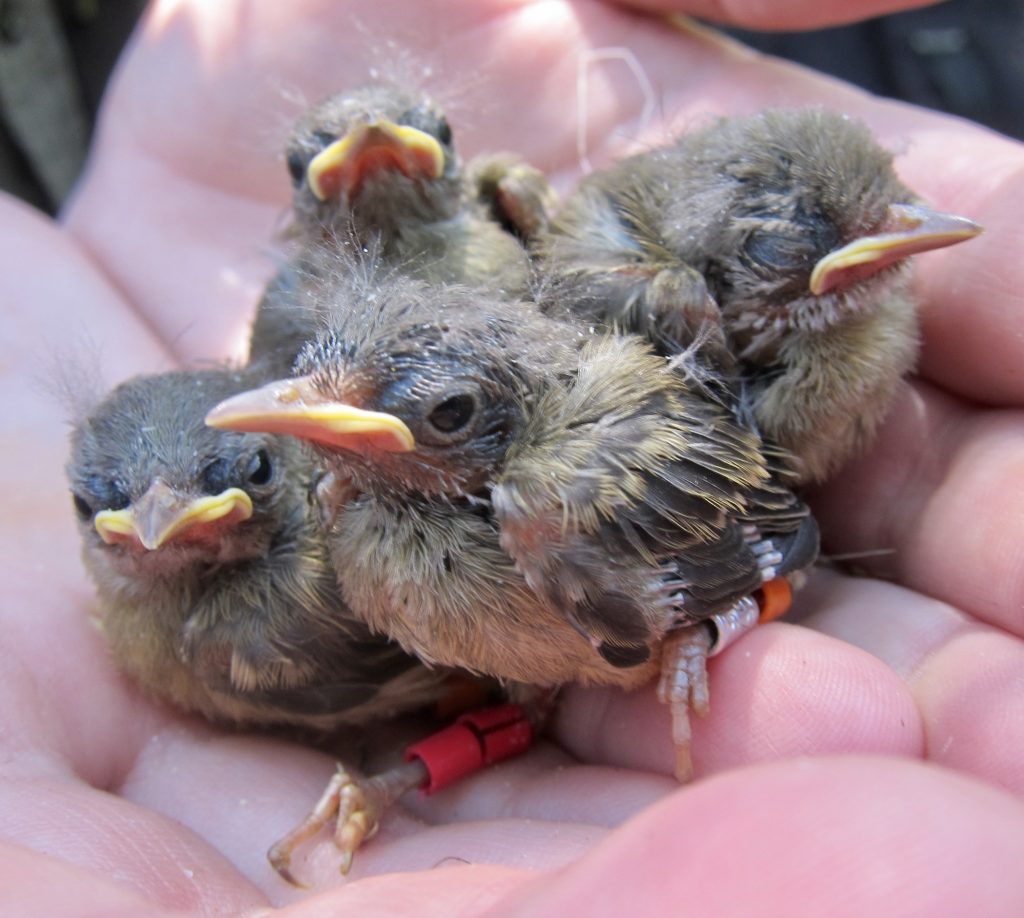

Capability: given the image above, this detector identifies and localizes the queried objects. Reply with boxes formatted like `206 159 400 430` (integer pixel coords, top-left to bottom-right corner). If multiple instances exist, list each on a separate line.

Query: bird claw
267 764 351 887
334 775 381 866
657 624 713 782
268 758 427 885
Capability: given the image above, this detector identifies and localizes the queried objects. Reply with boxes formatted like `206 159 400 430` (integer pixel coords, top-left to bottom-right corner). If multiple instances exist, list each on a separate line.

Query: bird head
284 83 462 240
680 109 982 353
206 274 583 500
68 369 305 578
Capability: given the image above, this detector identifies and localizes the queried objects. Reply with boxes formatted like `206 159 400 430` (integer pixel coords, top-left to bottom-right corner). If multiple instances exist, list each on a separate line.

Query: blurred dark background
0 0 1020 215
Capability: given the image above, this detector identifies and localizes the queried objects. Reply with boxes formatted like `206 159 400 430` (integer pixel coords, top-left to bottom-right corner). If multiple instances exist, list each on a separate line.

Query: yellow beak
307 119 446 201
809 203 983 296
94 480 253 550
205 374 415 454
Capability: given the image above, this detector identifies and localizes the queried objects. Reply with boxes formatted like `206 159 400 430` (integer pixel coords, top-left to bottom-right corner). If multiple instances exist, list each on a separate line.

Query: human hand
2 0 1023 913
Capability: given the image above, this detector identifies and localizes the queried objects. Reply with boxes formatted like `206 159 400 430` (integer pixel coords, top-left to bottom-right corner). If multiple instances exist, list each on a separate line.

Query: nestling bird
250 83 554 368
209 270 819 778
539 108 983 482
66 366 482 882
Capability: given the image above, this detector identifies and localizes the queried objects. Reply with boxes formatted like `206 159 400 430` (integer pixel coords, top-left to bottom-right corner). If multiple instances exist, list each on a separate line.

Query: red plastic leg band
404 704 534 793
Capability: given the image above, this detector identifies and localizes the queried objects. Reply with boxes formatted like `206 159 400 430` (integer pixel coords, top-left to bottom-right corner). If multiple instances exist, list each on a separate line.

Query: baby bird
66 366 472 882
209 271 819 778
250 83 552 368
540 108 982 482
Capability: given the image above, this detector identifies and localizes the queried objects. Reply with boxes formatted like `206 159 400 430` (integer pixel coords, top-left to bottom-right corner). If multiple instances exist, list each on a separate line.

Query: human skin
2 0 1023 913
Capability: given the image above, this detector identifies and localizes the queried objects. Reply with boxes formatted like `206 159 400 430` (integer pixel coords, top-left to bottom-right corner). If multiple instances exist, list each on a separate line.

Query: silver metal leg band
707 595 760 656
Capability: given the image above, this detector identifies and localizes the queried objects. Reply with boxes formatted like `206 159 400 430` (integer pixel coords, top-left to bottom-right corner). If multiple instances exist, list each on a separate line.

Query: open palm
2 1 1023 913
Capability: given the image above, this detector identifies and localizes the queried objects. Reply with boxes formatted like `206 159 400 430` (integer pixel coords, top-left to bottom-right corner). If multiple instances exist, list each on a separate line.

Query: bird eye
285 149 307 185
71 492 92 521
246 449 273 486
741 231 814 273
428 393 476 434
201 458 231 495
312 130 337 150
83 476 130 512
435 117 453 146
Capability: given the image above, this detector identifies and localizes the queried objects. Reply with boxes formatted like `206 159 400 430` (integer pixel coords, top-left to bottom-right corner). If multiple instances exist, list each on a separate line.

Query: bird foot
647 267 735 374
467 153 559 241
268 758 428 886
657 624 713 782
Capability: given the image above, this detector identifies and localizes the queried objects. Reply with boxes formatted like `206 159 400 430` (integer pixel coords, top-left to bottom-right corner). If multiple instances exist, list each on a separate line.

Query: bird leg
658 596 762 782
268 757 428 886
657 623 713 783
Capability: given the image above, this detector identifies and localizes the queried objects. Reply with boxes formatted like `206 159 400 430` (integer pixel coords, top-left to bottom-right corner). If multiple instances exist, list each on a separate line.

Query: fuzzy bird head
208 269 589 499
68 368 307 579
644 108 981 354
284 83 462 240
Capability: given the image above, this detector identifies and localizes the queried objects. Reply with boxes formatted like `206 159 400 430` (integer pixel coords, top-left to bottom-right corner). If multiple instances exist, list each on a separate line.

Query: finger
908 144 1024 406
607 0 938 30
811 379 1024 637
118 723 350 903
0 842 188 916
0 775 265 913
552 613 923 776
0 195 179 786
500 758 1024 916
333 818 607 882
271 864 531 917
801 569 1024 797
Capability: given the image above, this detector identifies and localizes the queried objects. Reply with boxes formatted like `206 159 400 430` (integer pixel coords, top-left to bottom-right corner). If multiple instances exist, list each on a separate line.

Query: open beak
205 374 415 454
809 203 983 295
307 119 445 201
94 479 253 550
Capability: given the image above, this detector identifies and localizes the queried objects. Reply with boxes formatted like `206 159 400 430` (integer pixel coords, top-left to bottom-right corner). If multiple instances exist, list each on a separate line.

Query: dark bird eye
435 117 452 146
246 449 273 485
286 149 307 185
71 492 92 521
739 205 842 279
201 458 231 495
742 231 813 273
428 394 476 433
84 476 130 512
312 130 337 150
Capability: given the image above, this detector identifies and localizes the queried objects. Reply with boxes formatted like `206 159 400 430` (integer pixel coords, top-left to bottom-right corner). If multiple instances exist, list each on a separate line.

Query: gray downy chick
210 270 819 779
540 108 982 482
67 365 480 881
250 83 554 370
